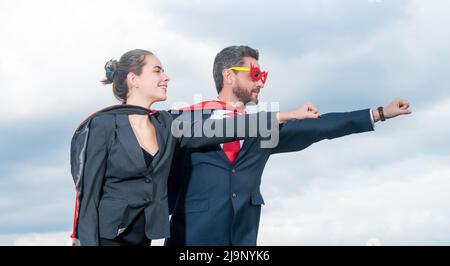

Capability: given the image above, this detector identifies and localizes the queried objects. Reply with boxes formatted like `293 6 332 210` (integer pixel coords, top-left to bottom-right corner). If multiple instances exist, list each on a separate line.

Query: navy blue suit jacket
166 109 374 246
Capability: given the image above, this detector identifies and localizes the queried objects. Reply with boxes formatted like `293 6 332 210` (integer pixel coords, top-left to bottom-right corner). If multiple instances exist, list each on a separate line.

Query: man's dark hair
213 45 259 93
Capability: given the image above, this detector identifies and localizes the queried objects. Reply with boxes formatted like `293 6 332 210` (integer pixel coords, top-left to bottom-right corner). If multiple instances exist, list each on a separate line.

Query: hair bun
104 59 117 82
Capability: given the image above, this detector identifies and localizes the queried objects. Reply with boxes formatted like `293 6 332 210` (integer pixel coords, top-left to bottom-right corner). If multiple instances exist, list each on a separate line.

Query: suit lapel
234 138 256 166
209 108 256 166
216 144 231 165
115 114 147 174
216 138 256 166
148 114 168 172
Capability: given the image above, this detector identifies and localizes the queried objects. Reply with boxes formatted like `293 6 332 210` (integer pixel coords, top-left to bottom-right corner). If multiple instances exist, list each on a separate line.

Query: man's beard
232 86 258 105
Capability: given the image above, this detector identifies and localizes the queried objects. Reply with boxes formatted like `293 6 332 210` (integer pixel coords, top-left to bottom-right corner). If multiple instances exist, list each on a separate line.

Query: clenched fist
277 102 320 123
373 97 412 122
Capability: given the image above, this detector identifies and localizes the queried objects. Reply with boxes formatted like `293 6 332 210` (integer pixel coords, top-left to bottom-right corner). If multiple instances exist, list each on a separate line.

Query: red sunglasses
228 63 268 84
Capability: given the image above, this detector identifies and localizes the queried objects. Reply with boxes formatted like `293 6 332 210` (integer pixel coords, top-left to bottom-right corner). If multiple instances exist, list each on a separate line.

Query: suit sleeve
169 110 278 149
77 117 108 246
271 109 374 154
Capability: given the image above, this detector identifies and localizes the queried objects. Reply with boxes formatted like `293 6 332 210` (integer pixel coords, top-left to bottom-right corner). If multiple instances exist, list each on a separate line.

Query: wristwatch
377 106 386 121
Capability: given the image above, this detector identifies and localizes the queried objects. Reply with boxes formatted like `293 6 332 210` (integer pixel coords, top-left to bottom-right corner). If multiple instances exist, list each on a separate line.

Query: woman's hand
277 102 320 124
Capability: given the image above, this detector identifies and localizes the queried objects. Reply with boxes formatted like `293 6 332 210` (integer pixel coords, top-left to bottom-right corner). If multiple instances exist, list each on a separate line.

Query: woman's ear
127 72 139 89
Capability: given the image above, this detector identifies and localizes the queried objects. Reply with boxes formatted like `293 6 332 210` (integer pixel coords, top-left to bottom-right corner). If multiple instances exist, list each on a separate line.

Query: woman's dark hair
102 49 153 103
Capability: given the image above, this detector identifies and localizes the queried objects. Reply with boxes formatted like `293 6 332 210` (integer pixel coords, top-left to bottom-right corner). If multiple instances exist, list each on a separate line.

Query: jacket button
144 197 151 202
231 169 236 174
232 193 237 199
145 177 152 183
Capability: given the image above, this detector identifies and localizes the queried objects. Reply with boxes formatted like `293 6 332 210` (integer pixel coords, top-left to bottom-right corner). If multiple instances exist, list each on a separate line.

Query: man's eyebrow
153 65 164 71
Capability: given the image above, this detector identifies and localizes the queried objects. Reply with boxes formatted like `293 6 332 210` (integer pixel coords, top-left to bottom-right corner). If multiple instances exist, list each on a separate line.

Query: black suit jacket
72 106 276 245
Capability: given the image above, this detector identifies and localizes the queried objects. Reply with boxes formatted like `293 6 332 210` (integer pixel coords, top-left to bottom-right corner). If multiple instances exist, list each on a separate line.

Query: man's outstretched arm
271 97 412 154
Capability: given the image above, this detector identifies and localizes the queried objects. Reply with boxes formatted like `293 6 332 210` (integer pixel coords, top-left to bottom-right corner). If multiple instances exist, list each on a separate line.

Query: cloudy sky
1 0 449 245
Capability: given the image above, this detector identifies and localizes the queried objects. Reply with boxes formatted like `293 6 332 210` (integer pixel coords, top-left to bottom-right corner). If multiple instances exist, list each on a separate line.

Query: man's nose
256 79 264 88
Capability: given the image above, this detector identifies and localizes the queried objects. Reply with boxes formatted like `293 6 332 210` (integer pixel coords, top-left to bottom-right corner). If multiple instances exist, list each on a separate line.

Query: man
166 45 411 246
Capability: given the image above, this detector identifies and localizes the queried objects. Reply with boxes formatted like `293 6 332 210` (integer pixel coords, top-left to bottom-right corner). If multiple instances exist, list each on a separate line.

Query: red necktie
222 110 242 164
223 140 241 164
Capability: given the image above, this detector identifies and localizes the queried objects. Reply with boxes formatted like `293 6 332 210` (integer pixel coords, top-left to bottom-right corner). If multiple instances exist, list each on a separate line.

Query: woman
70 49 318 246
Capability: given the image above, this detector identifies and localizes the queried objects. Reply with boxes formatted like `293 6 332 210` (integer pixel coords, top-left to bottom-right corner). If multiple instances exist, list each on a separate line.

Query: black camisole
141 148 155 167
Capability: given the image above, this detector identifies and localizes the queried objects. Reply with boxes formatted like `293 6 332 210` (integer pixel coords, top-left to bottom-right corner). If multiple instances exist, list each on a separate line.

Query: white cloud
259 0 450 110
1 0 449 246
0 231 165 246
259 156 450 245
2 0 449 123
0 0 220 124
13 232 72 246
401 0 450 63
257 98 450 245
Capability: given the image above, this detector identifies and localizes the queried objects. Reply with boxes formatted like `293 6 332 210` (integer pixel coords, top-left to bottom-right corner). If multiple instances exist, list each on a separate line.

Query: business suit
166 108 375 246
71 105 276 246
